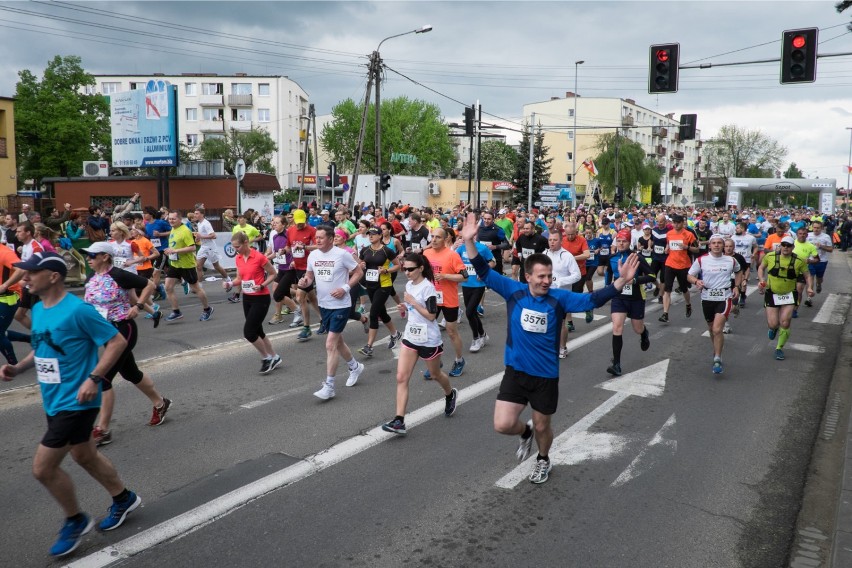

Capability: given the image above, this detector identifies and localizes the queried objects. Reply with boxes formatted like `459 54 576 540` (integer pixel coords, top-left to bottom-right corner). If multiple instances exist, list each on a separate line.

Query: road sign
540 196 559 203
539 190 560 197
235 159 246 181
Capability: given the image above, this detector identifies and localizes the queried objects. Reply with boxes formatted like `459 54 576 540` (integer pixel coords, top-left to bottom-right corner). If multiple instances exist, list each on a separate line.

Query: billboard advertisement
110 81 179 167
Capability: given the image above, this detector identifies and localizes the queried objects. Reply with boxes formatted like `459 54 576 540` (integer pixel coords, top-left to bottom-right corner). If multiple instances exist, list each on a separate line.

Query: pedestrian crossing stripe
813 293 850 325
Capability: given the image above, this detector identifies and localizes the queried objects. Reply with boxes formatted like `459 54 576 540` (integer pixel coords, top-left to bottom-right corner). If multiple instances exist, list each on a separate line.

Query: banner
110 82 179 167
640 185 653 204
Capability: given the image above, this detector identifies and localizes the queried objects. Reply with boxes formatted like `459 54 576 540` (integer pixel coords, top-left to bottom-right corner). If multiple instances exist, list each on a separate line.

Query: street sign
235 159 246 181
540 196 559 203
539 190 560 197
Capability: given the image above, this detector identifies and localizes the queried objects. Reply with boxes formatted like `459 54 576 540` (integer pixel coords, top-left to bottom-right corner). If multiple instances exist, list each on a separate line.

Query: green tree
15 55 111 183
197 128 277 175
703 124 786 186
838 1 852 30
783 162 804 178
320 96 455 176
466 140 518 181
592 133 661 204
513 124 553 205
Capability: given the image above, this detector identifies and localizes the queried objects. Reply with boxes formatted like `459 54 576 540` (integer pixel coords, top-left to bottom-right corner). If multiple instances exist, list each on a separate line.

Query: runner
380 220 404 306
476 210 510 275
757 235 813 361
381 252 457 435
544 232 582 359
357 227 402 357
0 252 141 557
223 231 282 374
791 225 820 318
583 225 601 293
649 213 670 302
456 231 495 353
513 220 548 284
560 222 591 331
805 220 833 305
299 225 365 400
193 207 231 285
687 235 741 374
459 212 640 484
730 222 757 308
287 209 320 341
143 207 170 301
267 215 300 325
659 214 698 323
163 211 213 323
0 243 25 365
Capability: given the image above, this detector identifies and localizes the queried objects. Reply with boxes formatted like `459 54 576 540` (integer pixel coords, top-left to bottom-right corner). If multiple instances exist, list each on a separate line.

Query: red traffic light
792 35 806 49
656 49 670 62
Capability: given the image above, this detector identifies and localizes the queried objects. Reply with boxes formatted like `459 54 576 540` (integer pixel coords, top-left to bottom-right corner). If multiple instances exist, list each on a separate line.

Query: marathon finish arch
726 177 837 215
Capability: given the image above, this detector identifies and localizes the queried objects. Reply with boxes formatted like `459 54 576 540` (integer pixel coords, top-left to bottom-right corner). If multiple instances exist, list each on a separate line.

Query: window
231 109 251 121
566 152 573 161
258 83 270 96
203 108 223 121
258 109 270 122
186 134 198 146
202 83 223 95
101 82 120 94
185 83 197 96
186 108 197 121
568 109 574 117
231 83 251 95
203 133 225 141
566 173 573 182
129 82 141 90
567 131 574 140
82 85 97 95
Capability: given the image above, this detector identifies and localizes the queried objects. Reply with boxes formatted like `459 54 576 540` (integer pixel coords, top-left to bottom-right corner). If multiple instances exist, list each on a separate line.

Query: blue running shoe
712 360 723 374
165 311 183 323
182 282 189 295
449 358 466 377
792 310 798 319
50 514 94 557
767 328 777 340
297 327 312 342
775 349 785 361
476 305 485 316
98 491 141 531
423 362 443 380
199 307 214 321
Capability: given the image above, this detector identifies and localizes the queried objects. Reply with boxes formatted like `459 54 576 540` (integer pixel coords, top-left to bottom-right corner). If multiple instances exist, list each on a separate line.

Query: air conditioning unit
428 181 440 195
82 161 109 178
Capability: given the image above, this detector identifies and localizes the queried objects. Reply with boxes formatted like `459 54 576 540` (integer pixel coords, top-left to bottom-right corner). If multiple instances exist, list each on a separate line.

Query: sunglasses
780 243 794 247
86 252 102 259
402 266 420 272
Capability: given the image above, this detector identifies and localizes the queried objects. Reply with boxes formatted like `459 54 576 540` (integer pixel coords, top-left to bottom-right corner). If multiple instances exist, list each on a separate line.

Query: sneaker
227 293 241 304
259 358 272 375
438 317 447 330
316 322 328 335
313 382 335 400
566 320 575 332
792 310 798 319
675 287 683 294
606 360 622 376
361 316 369 334
658 312 669 323
268 313 284 325
732 303 740 317
346 362 365 387
804 299 813 308
49 514 94 557
476 305 485 316
449 358 466 377
817 282 822 293
199 306 214 321
356 304 366 315
289 311 304 327
768 328 778 340
382 417 407 435
584 310 593 323
388 331 401 350
775 349 785 361
723 323 731 334
559 347 568 359
98 491 141 531
657 296 663 304
739 298 746 308
165 311 183 323
268 355 282 372
640 327 650 351
470 337 483 353
516 419 534 461
529 458 552 484
92 426 112 447
481 334 489 345
152 291 162 302
712 359 723 374
297 327 312 342
358 345 374 357
149 398 171 426
182 282 189 295
423 362 443 381
444 388 458 417
152 310 162 329
653 287 660 297
685 303 692 318
281 306 293 315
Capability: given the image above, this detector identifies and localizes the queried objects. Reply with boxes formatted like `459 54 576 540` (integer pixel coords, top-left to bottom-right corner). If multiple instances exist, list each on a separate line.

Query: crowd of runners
0 196 848 557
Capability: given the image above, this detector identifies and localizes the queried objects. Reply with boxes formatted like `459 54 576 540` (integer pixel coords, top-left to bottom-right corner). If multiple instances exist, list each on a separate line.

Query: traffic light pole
297 104 313 207
349 52 377 211
375 53 383 212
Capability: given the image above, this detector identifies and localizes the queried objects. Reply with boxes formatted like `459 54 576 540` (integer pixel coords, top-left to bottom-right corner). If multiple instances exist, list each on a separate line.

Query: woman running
267 215 300 325
381 252 457 435
357 227 402 357
380 221 403 306
597 223 615 285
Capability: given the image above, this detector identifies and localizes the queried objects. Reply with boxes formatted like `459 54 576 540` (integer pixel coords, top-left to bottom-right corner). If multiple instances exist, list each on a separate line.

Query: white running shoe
346 362 365 387
559 347 568 359
481 334 489 345
469 338 482 353
313 382 335 400
438 317 447 330
723 323 731 334
289 311 304 328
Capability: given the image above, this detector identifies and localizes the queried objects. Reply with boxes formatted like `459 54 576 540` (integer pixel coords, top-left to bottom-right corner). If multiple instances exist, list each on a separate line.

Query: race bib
621 284 633 296
241 280 256 292
521 247 534 259
599 248 610 256
707 288 726 299
520 308 547 333
641 249 651 257
588 252 596 261
150 238 161 248
699 242 708 250
669 240 684 251
95 306 109 320
411 242 422 252
773 292 795 305
316 267 333 282
654 245 665 254
365 269 379 282
404 322 428 345
35 357 61 384
435 290 444 305
168 253 178 261
465 264 476 277
293 247 305 258
273 256 288 265
113 256 127 268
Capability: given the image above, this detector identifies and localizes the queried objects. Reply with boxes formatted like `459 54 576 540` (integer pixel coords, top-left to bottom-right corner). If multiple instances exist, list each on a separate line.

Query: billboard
110 81 179 167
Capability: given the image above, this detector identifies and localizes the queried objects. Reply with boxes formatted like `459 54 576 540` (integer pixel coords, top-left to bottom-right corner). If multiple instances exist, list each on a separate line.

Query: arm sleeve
589 285 620 308
109 267 150 290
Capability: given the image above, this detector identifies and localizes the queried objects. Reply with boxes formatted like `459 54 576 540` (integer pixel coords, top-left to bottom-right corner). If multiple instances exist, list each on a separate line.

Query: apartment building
523 94 702 205
88 74 309 189
0 96 16 195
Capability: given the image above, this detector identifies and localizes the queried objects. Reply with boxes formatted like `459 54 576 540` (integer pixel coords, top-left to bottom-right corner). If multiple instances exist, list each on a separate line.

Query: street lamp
572 60 584 208
846 126 852 210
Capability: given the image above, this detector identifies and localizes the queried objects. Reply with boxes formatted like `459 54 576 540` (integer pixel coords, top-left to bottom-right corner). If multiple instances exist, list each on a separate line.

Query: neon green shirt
168 224 198 269
232 224 261 242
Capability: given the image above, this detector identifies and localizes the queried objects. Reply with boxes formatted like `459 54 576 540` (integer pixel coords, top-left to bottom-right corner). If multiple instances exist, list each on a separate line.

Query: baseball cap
781 235 795 245
82 241 117 256
642 224 651 230
320 210 330 215
13 251 68 277
293 209 307 223
498 208 508 215
366 227 381 235
616 230 631 241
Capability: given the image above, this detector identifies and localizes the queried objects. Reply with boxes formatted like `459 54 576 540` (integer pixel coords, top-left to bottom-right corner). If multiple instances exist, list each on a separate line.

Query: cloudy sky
1 1 851 184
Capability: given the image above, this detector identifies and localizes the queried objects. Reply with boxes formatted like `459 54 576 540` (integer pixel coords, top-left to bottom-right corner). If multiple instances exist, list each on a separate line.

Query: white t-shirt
307 246 358 309
544 249 581 289
110 239 137 274
196 218 216 250
807 232 833 262
731 233 757 263
688 254 740 301
403 278 442 348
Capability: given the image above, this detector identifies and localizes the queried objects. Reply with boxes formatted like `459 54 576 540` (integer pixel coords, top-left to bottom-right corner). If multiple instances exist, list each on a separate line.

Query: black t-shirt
359 245 397 288
407 225 430 253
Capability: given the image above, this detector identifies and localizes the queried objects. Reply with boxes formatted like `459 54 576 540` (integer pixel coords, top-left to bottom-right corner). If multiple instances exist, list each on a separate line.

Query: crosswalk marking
813 293 849 325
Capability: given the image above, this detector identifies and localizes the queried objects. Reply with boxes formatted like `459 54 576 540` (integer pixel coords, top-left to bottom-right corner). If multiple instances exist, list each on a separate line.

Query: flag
582 159 598 177
847 165 852 173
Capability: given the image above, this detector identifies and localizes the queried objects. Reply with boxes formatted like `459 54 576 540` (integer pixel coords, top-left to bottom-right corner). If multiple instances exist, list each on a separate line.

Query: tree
197 128 277 175
838 1 852 31
783 162 804 178
703 124 786 187
467 140 518 181
15 55 111 184
513 124 553 205
592 133 661 204
320 96 455 177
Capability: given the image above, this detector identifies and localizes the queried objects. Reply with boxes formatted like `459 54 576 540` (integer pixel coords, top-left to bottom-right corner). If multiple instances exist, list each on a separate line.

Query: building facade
87 74 309 190
524 94 702 205
0 96 16 195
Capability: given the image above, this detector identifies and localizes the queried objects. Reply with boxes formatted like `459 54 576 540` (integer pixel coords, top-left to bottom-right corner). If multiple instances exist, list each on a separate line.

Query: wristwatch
88 374 105 385
136 303 145 309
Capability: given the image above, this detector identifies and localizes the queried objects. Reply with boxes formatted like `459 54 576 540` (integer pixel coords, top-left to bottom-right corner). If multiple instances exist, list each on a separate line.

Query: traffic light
380 172 391 192
649 43 680 94
327 162 338 187
615 185 624 202
464 106 475 136
781 27 818 84
679 114 697 141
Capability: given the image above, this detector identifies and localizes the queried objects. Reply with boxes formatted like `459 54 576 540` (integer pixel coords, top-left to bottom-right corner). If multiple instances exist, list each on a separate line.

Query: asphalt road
1 255 850 567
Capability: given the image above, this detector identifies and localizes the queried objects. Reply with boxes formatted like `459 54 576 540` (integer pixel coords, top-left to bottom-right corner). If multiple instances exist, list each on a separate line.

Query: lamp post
572 60 584 209
846 126 852 210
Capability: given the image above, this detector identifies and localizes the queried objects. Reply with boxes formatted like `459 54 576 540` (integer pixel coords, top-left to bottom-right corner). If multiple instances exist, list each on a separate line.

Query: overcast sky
1 1 851 184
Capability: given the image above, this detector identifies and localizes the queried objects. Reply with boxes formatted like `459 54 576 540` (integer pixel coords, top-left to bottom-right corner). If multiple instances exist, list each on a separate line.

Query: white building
523 94 702 205
87 73 309 189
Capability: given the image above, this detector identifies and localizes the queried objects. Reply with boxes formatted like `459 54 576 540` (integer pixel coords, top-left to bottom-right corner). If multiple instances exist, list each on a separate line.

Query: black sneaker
268 355 282 372
152 310 162 329
382 417 407 435
444 388 457 417
657 296 663 304
640 327 650 351
259 358 272 375
658 312 669 323
606 360 622 376
388 331 402 349
685 304 692 318
316 322 328 335
358 345 374 357
566 320 575 332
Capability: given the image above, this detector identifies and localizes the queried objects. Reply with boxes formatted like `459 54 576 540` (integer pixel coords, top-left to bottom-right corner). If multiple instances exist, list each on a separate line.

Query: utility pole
350 52 377 211
374 52 383 213
298 104 313 207
527 112 535 212
475 101 482 209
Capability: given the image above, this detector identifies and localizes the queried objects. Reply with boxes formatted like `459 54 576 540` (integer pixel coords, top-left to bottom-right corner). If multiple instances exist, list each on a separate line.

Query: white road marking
786 343 826 353
611 413 677 488
676 327 691 334
813 293 849 325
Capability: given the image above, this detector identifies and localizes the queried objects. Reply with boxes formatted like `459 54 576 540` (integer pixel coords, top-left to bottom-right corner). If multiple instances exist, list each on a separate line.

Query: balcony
658 127 668 138
229 119 252 131
228 94 253 107
669 168 683 178
199 94 224 106
673 150 684 160
199 119 226 132
696 156 702 164
622 115 634 126
0 137 6 158
656 145 666 157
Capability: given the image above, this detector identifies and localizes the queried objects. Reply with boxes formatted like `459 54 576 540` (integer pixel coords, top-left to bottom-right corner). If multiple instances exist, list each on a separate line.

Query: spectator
44 203 72 233
87 206 110 242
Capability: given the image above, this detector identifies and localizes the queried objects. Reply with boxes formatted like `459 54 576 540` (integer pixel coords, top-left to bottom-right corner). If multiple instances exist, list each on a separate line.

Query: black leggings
367 286 393 329
462 286 486 338
273 270 297 302
104 319 143 387
243 294 271 343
